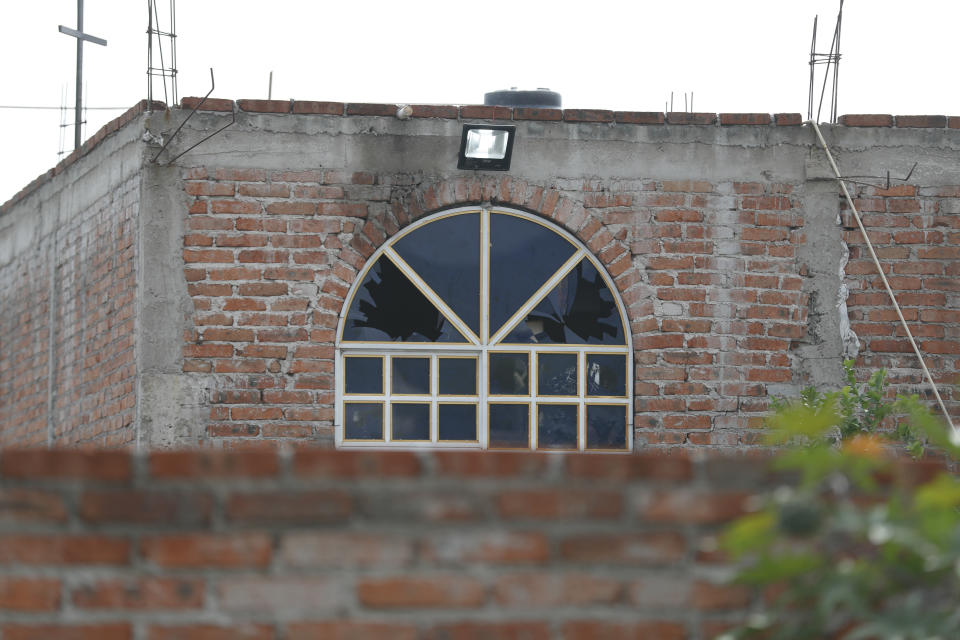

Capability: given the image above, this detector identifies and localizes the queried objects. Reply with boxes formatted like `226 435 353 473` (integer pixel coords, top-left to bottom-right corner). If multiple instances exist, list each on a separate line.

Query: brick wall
0 447 780 639
842 183 960 405
180 169 811 447
0 174 139 447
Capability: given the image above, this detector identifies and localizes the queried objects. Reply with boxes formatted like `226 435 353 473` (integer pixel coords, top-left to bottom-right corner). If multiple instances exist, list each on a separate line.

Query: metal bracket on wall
151 68 235 165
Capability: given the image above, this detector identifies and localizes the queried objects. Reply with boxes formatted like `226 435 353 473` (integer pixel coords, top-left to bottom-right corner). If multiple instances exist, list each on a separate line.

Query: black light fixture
457 124 516 171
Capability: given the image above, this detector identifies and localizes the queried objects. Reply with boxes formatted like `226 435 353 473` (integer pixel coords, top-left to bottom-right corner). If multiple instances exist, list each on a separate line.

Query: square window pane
392 357 430 395
537 403 578 450
586 354 627 397
392 403 430 441
344 403 383 440
489 353 529 395
439 358 477 396
586 404 628 450
438 404 477 441
344 356 383 394
538 353 577 396
489 403 529 449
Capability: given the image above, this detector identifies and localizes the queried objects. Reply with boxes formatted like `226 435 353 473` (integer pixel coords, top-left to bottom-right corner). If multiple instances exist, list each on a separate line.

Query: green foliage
718 361 960 640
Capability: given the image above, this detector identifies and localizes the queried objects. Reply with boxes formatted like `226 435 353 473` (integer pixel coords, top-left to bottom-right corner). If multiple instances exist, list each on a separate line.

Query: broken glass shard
393 212 481 336
489 213 577 337
342 256 466 342
501 259 624 344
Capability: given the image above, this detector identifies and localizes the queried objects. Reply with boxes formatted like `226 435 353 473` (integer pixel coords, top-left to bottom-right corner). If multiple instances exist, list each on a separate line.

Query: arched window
336 207 632 451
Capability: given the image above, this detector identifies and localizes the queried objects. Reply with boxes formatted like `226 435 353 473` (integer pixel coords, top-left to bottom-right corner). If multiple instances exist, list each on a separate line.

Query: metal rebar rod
808 121 956 432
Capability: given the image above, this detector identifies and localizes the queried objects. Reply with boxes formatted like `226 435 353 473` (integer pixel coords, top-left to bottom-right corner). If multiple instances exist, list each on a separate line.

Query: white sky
1 0 958 203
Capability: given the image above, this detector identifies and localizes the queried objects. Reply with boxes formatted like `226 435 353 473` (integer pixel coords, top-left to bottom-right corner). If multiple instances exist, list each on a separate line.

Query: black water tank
484 88 562 109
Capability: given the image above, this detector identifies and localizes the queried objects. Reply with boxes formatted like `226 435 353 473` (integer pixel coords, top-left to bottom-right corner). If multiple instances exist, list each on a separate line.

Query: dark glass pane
438 404 477 441
344 357 383 394
502 259 624 345
392 403 430 441
489 213 577 336
587 354 627 397
344 403 383 440
392 357 430 395
537 404 578 450
586 404 628 450
393 213 481 336
537 353 577 396
342 256 465 343
489 353 529 395
438 358 477 395
489 403 529 449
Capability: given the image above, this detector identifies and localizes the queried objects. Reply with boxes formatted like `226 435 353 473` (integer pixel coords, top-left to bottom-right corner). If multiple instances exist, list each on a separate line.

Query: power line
0 105 128 110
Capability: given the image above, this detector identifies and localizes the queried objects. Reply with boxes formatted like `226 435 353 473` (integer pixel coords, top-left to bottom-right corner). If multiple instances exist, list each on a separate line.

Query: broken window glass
393 212 481 336
501 259 623 344
489 213 576 336
342 257 466 343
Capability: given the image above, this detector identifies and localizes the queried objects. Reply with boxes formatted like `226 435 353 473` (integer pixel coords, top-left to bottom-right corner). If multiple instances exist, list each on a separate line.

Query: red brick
0 578 60 611
149 450 278 478
424 623 549 640
79 491 212 525
142 533 272 568
357 576 486 608
895 115 947 128
666 112 716 125
564 109 614 123
2 625 132 640
1 450 130 482
346 103 396 116
292 101 343 115
614 111 664 124
422 531 549 565
840 114 893 127
643 489 751 523
497 490 622 520
0 535 129 565
237 99 290 113
0 489 68 523
288 622 416 640
494 573 621 606
513 107 562 121
72 578 204 609
775 113 803 125
720 113 771 125
293 449 421 477
280 532 414 568
409 104 458 119
691 580 752 610
459 105 513 120
227 491 352 524
181 97 233 112
560 532 686 564
562 621 686 640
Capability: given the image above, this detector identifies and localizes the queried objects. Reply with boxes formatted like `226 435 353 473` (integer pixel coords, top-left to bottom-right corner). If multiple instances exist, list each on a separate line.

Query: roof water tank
484 88 562 109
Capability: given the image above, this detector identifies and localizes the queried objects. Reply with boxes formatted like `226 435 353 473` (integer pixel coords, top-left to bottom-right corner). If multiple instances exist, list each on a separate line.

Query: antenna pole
58 0 107 150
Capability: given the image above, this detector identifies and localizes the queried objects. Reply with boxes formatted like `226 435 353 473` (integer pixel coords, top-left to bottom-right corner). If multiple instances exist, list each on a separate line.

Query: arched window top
336 207 632 452
338 208 628 346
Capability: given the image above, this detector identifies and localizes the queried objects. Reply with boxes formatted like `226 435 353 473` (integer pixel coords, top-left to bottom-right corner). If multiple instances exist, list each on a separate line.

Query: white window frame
334 206 633 452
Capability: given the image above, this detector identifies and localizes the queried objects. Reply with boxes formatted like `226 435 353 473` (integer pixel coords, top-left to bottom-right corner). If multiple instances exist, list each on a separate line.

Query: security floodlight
457 124 516 171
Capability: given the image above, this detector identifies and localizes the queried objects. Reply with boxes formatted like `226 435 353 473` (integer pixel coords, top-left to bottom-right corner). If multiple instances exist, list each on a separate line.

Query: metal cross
58 0 107 151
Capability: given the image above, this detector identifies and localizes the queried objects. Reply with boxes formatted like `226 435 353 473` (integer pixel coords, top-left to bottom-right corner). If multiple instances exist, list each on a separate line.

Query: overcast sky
1 0 957 202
